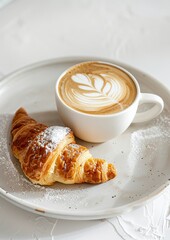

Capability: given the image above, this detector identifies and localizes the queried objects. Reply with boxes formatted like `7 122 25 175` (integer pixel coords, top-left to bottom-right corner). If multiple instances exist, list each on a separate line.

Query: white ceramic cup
55 62 164 143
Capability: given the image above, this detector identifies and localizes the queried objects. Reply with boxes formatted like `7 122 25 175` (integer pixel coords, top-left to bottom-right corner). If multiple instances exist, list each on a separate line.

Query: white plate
0 57 170 220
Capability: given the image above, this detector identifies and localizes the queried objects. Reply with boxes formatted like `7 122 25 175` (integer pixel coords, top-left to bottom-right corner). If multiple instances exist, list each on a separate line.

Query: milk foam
59 62 136 114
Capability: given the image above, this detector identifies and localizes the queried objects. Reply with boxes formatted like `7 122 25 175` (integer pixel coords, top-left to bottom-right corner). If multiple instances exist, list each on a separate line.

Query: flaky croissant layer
11 108 117 185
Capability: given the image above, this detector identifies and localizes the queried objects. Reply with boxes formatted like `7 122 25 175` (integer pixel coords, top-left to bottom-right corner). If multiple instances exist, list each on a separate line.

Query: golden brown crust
11 107 117 185
84 159 105 183
12 123 47 159
11 117 37 137
56 143 87 181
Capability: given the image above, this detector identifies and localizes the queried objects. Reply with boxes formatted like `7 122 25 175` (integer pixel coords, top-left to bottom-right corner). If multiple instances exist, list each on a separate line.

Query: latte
58 62 137 115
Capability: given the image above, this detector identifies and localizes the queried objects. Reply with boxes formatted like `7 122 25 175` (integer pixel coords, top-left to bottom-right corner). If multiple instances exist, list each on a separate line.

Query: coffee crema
58 62 137 115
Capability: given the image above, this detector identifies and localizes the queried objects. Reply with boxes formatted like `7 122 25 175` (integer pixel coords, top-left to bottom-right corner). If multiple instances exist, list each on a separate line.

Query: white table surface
0 0 170 239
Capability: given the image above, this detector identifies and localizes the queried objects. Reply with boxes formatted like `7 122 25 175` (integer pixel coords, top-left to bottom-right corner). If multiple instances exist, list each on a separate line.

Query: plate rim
0 180 169 220
0 56 170 220
0 56 169 94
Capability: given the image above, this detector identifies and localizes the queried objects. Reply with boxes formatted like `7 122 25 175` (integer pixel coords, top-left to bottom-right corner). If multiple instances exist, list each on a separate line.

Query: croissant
11 108 117 185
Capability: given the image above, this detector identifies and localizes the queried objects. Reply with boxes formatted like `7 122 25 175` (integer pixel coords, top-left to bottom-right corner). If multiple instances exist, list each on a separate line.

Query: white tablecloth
0 1 169 239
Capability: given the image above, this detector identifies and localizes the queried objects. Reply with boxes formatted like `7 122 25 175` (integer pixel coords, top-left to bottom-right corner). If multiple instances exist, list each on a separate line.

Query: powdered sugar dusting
126 110 170 177
0 114 23 187
36 126 71 153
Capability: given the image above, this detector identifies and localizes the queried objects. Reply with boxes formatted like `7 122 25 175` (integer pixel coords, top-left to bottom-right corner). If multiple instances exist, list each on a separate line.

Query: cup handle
132 93 164 123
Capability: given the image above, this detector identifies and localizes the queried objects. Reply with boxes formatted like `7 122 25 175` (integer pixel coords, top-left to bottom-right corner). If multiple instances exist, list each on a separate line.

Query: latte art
69 73 129 112
58 62 137 114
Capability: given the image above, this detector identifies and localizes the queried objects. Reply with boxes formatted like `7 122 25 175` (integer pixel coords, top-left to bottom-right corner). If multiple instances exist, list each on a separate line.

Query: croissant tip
15 107 27 116
12 107 28 124
107 163 117 180
16 107 27 114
